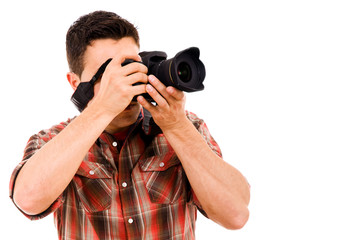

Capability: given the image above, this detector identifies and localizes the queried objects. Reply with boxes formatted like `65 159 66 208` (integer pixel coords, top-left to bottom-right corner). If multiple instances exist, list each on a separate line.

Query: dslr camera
71 47 206 112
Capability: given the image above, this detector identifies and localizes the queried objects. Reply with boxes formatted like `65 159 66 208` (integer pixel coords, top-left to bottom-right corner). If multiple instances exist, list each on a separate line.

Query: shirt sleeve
9 129 66 220
185 111 223 217
186 111 222 158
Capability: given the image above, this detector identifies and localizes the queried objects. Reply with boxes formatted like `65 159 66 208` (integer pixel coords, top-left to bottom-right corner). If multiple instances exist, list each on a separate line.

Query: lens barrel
140 47 205 93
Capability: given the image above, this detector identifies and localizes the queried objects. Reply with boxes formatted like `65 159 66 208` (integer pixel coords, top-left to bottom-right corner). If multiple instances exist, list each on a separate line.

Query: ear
67 72 81 91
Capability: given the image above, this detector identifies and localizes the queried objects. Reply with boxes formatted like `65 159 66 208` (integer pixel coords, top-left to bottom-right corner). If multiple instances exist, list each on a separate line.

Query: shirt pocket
74 161 113 213
139 152 187 204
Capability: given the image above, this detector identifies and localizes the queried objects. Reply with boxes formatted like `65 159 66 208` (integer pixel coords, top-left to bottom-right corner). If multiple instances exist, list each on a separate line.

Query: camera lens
177 62 192 83
139 47 205 93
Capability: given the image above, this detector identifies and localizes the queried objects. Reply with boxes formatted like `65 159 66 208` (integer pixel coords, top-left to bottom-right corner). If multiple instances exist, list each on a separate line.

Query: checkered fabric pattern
10 111 222 239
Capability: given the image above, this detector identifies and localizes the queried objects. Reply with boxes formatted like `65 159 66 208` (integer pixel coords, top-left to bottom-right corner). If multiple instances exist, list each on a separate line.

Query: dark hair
66 10 139 76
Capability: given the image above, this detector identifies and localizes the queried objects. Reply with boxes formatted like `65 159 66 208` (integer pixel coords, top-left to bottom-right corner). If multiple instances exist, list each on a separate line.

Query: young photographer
9 10 250 239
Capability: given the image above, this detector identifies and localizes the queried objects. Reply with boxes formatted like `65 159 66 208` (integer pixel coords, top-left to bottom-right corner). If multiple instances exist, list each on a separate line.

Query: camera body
71 47 206 112
128 47 206 102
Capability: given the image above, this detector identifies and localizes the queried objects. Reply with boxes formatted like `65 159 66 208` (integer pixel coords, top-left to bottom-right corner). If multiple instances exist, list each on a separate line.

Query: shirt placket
118 128 145 239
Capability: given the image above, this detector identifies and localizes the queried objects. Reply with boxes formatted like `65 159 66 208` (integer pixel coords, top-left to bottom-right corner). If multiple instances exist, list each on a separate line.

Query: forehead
82 37 139 73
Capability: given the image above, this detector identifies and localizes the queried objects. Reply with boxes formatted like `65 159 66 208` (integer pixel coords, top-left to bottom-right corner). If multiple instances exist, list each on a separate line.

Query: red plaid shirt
9 111 222 240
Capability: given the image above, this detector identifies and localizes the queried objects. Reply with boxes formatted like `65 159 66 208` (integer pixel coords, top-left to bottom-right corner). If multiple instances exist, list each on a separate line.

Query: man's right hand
88 54 148 117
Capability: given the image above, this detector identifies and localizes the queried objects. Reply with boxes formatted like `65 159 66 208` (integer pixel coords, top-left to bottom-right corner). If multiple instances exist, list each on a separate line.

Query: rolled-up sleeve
186 111 222 158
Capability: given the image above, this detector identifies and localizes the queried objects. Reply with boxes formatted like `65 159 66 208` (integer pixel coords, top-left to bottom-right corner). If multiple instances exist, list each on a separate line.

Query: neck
105 125 130 134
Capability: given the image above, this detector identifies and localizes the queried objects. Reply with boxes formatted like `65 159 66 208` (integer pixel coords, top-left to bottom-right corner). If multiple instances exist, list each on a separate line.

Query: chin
110 103 141 129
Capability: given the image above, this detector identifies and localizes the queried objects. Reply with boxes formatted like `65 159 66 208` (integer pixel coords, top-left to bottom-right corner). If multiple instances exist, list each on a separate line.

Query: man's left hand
137 75 188 132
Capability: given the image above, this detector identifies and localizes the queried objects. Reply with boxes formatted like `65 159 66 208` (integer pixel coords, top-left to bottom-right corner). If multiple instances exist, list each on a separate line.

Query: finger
103 54 142 79
148 75 171 100
137 95 156 112
121 62 148 76
166 86 185 101
131 84 147 96
112 53 142 65
145 84 169 108
126 72 148 85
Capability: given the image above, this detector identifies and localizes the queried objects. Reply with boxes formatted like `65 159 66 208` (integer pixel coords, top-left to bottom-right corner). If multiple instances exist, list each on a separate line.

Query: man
9 11 250 239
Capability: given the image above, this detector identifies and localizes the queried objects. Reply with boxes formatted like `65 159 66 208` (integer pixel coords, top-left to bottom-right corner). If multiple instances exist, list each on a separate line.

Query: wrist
81 101 117 126
85 98 118 118
162 117 194 137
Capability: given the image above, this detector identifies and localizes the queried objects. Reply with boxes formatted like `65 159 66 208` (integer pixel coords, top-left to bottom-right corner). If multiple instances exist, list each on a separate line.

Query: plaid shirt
9 111 222 240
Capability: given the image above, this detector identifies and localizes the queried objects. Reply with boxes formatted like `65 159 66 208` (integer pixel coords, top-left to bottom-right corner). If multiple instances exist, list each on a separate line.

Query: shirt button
128 218 133 224
112 141 118 147
122 182 127 188
89 170 95 175
159 162 165 167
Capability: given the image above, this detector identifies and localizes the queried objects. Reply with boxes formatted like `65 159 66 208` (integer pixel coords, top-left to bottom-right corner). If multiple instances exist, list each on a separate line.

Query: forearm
13 104 115 215
137 75 250 229
163 119 250 229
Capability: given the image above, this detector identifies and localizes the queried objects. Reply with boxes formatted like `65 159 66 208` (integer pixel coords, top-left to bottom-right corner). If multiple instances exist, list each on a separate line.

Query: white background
1 0 360 239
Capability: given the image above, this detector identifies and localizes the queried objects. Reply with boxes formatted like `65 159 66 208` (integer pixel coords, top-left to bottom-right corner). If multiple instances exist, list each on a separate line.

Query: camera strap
70 59 112 112
142 108 162 136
